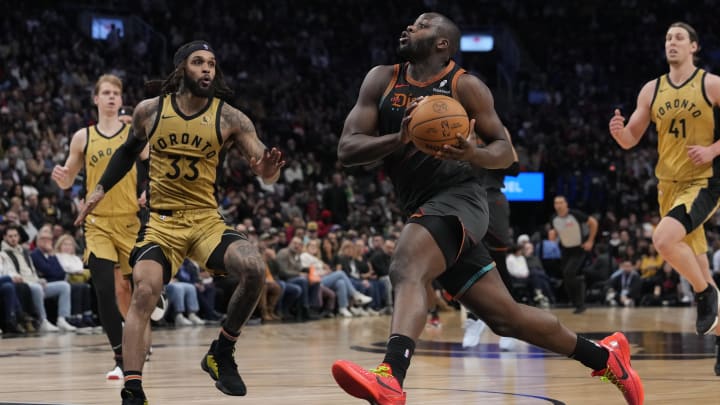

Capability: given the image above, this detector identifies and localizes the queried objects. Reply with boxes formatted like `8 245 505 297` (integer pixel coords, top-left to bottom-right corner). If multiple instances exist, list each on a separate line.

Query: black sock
467 311 479 321
429 307 439 318
123 370 143 391
569 336 609 371
382 334 415 387
716 336 720 360
217 326 240 352
113 344 123 367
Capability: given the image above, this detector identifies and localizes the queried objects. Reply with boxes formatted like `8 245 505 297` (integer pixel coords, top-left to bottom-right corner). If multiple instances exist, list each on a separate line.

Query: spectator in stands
302 239 372 318
0 224 74 331
263 246 301 321
536 228 562 279
337 239 383 315
523 242 554 307
276 236 319 321
323 173 349 227
35 231 95 330
0 270 26 334
606 260 642 307
641 261 681 307
368 238 394 313
166 258 206 327
638 242 663 295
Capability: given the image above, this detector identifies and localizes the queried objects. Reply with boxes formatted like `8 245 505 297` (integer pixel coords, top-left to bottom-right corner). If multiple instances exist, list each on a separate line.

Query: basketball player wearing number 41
609 22 720 374
331 12 643 405
75 41 285 405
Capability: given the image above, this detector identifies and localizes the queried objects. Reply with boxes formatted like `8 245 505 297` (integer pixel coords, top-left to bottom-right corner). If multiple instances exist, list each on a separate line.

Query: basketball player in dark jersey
75 41 285 405
331 13 643 405
52 74 150 380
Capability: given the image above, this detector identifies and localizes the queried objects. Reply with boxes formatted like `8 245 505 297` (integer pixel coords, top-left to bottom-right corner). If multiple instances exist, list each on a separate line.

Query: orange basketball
409 95 470 155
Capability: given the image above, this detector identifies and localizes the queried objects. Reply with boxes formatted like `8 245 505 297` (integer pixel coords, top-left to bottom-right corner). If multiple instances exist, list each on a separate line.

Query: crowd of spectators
2 1 720 334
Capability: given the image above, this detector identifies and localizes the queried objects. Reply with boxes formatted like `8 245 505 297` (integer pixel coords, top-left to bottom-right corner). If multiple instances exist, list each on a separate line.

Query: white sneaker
175 313 193 326
352 292 373 306
499 336 518 351
106 365 123 380
338 307 353 318
151 293 168 321
349 307 368 317
38 319 59 333
462 318 487 348
188 313 205 326
366 308 380 316
56 317 77 332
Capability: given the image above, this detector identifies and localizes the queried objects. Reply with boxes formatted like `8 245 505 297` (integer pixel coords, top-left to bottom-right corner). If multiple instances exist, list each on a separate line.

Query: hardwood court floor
0 306 718 404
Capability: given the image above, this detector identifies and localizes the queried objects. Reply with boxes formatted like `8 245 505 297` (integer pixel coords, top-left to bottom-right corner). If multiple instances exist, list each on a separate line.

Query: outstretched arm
223 105 285 184
52 129 86 189
609 80 654 150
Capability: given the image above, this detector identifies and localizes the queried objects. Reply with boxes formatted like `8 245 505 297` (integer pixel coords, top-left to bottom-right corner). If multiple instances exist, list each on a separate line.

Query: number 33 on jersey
148 94 224 210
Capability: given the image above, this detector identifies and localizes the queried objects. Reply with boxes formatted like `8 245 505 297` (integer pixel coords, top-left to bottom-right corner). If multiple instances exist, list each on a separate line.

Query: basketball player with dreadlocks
52 74 150 380
75 41 285 405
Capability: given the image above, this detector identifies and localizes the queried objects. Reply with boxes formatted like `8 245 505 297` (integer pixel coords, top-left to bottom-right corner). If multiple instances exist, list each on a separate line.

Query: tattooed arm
220 104 285 184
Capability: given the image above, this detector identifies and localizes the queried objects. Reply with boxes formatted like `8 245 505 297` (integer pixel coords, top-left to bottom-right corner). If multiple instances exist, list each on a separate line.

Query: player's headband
173 40 215 67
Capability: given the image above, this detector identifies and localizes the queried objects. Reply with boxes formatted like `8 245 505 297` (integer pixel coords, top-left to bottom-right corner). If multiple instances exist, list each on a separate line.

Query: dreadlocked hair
143 63 234 100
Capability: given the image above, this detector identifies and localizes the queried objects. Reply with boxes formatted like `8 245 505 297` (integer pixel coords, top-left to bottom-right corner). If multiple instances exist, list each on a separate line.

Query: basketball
409 95 470 155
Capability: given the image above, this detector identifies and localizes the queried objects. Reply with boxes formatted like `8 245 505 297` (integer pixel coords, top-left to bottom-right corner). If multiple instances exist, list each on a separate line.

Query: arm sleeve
98 131 148 192
136 157 149 197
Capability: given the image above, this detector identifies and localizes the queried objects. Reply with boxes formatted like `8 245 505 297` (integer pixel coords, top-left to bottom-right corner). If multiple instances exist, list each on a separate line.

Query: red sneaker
332 360 406 405
591 332 644 405
428 315 441 327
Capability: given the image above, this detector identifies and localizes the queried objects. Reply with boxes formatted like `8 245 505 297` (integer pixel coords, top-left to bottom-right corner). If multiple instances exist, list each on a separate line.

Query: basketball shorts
131 208 246 280
84 213 140 275
408 182 495 299
483 187 512 251
658 178 720 255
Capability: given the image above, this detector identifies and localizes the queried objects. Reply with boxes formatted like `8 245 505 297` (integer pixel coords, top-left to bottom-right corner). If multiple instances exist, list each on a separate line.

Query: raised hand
51 165 69 186
138 190 147 208
74 187 105 226
687 145 717 166
400 96 425 144
609 108 626 138
434 118 478 161
250 147 286 180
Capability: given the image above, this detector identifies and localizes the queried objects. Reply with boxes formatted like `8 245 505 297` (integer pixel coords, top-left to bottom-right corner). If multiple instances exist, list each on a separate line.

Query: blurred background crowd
2 0 720 334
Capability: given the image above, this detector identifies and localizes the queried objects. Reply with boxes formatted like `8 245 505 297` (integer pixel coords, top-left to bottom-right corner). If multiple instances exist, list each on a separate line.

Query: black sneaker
695 285 719 335
201 340 247 396
120 388 148 405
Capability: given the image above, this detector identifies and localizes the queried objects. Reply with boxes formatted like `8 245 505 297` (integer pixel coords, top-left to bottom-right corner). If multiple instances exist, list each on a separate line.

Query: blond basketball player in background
52 74 150 380
609 21 720 374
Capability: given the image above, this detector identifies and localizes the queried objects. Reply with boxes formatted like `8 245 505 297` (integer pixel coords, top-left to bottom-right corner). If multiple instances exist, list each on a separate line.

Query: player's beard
183 72 215 98
397 35 436 63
